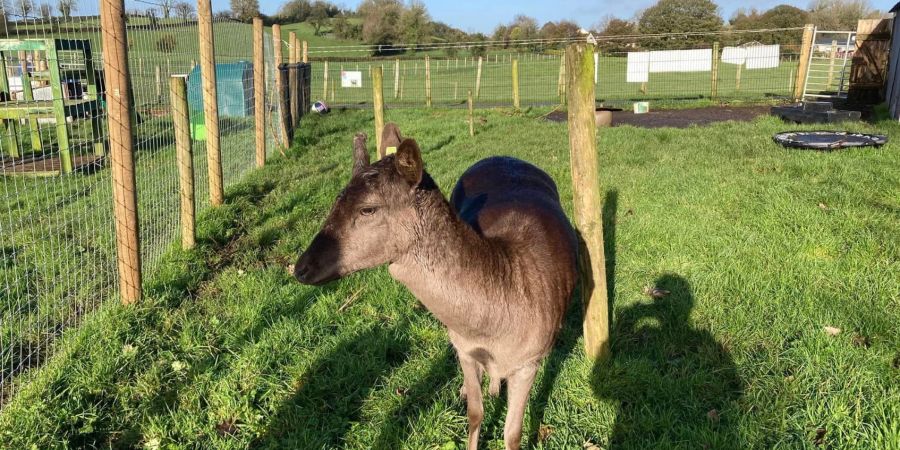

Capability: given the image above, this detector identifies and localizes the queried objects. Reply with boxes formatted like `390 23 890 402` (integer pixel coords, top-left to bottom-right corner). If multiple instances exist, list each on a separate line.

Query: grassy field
308 53 800 109
0 107 896 448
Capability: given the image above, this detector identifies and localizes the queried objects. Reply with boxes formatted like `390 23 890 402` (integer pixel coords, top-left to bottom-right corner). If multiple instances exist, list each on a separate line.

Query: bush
156 34 177 53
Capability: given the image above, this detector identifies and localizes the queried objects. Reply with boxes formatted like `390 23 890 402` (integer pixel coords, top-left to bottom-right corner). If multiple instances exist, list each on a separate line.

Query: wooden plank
794 24 815 101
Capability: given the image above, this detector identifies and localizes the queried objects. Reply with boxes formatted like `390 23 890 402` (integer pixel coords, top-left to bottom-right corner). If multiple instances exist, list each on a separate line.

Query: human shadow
526 190 618 447
254 323 414 449
591 274 744 449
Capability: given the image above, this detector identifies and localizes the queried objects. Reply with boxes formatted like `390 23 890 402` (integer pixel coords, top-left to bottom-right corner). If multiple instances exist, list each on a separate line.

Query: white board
626 52 649 83
341 71 363 88
649 49 712 73
721 47 746 65
744 45 780 70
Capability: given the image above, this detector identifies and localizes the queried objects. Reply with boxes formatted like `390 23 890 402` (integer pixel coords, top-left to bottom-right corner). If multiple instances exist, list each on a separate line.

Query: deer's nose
293 256 314 283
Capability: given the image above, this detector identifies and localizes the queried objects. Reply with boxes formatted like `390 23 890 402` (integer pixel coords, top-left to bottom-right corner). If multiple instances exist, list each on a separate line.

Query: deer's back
450 156 577 294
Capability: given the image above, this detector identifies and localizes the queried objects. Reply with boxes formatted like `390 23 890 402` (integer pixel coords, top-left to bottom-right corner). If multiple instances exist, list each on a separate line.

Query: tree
158 0 174 19
309 1 329 36
470 32 487 58
16 0 34 17
56 0 74 19
639 0 722 48
230 0 259 22
358 0 403 47
399 1 431 48
808 0 879 30
597 17 637 52
278 0 312 22
174 2 194 20
38 2 50 19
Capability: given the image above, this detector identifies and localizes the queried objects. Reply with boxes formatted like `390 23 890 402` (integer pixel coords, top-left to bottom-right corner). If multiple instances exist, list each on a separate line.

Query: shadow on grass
591 273 744 448
254 321 459 449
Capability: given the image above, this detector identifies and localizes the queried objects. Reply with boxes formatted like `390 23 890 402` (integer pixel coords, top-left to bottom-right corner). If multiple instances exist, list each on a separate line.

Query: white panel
649 49 712 73
745 45 780 69
721 47 746 65
626 52 649 83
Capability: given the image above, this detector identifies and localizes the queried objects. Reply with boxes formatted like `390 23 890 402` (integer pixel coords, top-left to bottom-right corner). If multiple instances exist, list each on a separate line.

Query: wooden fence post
512 58 519 109
154 65 163 103
302 40 308 63
100 0 141 304
475 56 483 98
425 56 431 108
372 66 385 156
394 58 400 98
467 89 474 137
735 64 742 91
323 61 328 98
566 44 610 361
198 0 223 206
272 24 290 148
253 17 265 167
711 41 719 99
794 24 815 101
171 75 195 250
558 55 566 104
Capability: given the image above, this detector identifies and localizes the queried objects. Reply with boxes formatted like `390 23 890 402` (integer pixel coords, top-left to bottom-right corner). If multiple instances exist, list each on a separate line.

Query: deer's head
293 130 425 285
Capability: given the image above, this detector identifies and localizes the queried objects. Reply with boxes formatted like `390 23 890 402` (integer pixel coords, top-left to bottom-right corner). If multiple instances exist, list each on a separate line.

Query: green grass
0 107 897 448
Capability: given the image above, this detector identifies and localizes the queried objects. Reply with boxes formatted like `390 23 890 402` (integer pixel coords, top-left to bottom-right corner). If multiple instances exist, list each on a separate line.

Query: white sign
341 71 363 88
745 45 780 70
721 47 746 65
649 49 712 73
626 52 650 83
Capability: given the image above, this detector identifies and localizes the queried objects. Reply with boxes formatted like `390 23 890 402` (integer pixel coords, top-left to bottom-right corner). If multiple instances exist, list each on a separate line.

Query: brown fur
294 128 578 450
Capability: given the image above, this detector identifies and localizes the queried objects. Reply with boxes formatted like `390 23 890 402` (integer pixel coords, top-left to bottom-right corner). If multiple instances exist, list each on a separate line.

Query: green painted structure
0 38 104 175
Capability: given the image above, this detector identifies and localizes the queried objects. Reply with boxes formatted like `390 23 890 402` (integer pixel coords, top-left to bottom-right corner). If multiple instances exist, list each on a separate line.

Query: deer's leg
459 363 482 401
459 354 484 450
503 363 538 450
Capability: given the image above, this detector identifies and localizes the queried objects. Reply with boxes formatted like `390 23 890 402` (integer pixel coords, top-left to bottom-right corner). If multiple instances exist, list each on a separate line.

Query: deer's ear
379 123 403 157
352 132 370 177
394 138 423 186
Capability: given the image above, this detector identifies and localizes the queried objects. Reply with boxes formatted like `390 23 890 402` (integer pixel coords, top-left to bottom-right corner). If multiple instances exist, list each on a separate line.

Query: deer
293 125 578 450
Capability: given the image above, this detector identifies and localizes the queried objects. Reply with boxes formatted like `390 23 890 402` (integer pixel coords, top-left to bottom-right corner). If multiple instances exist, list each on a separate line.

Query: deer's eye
359 206 378 216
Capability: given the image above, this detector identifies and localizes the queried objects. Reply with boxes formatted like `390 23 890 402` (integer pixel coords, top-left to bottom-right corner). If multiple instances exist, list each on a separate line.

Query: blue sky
108 0 894 34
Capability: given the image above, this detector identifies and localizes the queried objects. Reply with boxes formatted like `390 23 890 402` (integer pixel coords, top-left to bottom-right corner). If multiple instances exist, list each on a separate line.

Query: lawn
0 107 897 449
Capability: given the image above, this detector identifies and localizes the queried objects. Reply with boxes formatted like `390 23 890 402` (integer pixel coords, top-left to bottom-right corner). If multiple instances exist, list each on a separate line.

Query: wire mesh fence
307 28 810 109
0 0 279 402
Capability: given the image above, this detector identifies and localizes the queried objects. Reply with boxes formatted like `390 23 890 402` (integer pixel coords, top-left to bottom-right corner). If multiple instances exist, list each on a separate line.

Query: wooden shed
886 3 900 119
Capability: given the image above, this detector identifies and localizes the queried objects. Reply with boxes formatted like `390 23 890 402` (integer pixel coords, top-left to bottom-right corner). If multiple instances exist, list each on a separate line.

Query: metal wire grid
307 30 806 109
0 0 277 403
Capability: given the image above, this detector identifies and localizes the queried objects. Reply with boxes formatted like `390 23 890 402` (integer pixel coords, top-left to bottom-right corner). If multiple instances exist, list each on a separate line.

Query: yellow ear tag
385 146 397 155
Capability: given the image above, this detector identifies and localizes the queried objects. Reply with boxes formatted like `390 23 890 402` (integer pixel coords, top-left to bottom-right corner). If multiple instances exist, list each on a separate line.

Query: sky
97 0 895 34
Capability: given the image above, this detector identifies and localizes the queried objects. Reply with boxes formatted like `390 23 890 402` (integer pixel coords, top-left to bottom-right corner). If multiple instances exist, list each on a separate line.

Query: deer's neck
388 181 511 334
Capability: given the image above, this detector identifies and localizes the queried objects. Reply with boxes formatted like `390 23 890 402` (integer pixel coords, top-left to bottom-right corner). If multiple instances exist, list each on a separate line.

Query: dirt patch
545 105 772 128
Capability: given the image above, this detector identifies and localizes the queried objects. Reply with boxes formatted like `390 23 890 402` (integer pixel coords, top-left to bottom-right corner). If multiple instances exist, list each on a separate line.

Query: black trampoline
773 131 888 151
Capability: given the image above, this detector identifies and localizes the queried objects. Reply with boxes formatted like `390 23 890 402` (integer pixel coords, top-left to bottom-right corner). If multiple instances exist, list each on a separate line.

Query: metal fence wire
0 0 281 402
307 28 810 109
